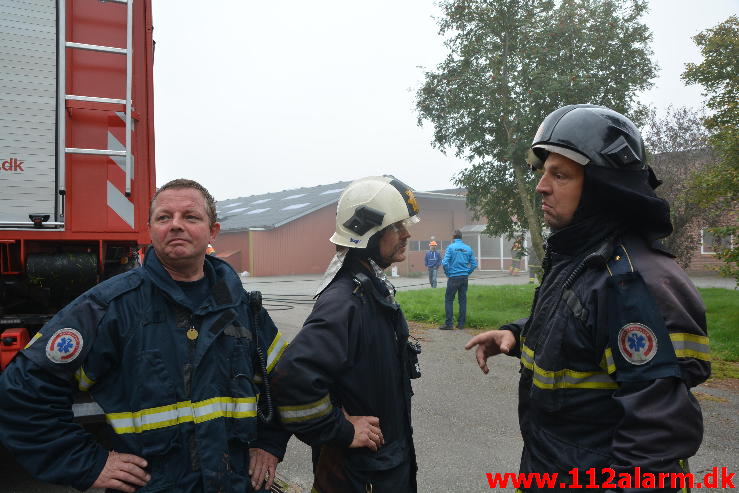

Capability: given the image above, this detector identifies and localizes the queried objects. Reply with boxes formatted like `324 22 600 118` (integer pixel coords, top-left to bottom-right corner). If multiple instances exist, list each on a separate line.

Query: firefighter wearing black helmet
466 105 710 492
272 176 421 493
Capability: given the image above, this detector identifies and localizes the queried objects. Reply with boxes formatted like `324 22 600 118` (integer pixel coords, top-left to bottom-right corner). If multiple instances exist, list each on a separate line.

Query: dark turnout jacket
504 231 710 492
272 261 417 493
0 253 289 492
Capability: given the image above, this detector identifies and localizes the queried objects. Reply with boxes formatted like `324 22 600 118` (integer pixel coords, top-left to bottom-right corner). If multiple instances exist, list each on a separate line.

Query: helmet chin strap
363 229 392 268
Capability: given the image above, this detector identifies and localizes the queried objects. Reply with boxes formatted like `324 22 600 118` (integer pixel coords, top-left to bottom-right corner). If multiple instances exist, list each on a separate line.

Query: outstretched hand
464 329 516 374
343 409 384 452
92 450 150 492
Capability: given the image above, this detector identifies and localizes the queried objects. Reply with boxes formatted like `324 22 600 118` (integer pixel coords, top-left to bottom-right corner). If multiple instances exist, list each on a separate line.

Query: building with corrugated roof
213 178 530 277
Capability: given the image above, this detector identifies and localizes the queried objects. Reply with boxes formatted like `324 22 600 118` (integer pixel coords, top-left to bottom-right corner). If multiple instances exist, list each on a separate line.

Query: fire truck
0 0 155 381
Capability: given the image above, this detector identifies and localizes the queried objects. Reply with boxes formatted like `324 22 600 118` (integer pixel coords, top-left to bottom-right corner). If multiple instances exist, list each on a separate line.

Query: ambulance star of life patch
45 328 84 364
618 323 657 365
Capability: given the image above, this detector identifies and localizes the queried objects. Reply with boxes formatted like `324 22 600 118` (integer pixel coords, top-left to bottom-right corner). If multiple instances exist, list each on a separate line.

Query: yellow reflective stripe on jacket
106 396 257 434
521 344 618 390
603 347 616 374
266 331 288 373
25 332 42 349
74 366 95 391
277 394 332 423
670 332 710 361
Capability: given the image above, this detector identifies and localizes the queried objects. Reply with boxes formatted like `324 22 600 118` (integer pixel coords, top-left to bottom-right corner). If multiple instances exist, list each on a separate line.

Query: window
441 240 452 251
420 241 430 251
464 235 479 258
408 240 420 252
702 229 733 254
480 235 500 258
501 236 516 259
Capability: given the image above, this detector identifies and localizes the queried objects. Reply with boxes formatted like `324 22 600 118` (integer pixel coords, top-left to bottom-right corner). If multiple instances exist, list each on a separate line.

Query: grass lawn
395 284 739 374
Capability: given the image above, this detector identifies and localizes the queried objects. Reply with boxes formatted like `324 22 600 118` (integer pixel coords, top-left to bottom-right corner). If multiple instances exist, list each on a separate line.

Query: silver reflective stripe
521 343 618 390
107 397 257 434
530 369 618 390
75 366 95 391
669 333 710 361
278 395 332 423
266 331 288 373
604 348 616 374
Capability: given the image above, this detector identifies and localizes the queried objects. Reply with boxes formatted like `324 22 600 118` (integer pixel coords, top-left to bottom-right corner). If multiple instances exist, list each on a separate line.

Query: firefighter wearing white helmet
272 176 421 493
331 175 420 248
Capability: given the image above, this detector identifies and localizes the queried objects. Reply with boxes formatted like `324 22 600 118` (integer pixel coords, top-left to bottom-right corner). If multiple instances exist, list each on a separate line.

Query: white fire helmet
330 176 420 248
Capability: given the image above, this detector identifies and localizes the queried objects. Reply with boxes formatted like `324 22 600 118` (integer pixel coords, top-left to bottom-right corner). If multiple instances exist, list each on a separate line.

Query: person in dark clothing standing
509 236 525 276
465 105 710 492
271 175 421 493
439 230 477 329
424 240 442 287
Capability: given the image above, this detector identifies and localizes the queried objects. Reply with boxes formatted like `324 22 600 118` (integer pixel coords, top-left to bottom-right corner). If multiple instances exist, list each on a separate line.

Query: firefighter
465 105 710 492
271 176 421 493
0 179 290 492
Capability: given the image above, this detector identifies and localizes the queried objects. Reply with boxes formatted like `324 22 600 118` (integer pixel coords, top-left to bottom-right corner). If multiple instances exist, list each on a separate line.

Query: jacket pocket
529 425 612 479
133 350 181 491
227 341 259 444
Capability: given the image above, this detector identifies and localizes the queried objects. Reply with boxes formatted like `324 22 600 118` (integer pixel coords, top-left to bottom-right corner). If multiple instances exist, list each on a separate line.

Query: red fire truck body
0 0 155 367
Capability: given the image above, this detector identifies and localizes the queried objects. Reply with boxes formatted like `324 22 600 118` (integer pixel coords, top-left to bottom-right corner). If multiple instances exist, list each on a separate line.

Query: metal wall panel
251 204 336 277
0 0 57 222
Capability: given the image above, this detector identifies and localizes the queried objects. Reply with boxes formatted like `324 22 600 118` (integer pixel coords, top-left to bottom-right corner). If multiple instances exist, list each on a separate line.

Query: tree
416 0 656 261
642 107 721 268
682 15 738 283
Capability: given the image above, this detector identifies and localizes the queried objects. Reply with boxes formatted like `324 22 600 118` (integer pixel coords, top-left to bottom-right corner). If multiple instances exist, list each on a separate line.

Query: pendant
186 328 199 340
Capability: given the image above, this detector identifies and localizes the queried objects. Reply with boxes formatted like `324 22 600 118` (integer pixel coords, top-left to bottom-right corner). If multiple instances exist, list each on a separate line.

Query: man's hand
464 329 516 374
343 409 384 451
91 450 150 492
249 448 280 491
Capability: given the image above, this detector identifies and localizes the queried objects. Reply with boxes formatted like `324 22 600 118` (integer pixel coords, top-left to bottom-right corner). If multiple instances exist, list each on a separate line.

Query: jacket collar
143 251 242 313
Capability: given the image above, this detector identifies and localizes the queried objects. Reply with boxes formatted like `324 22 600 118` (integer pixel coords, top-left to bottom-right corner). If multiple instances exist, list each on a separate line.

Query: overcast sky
151 0 738 201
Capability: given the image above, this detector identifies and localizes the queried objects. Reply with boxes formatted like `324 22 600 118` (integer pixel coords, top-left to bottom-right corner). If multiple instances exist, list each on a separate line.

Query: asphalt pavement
256 271 738 492
2 271 735 492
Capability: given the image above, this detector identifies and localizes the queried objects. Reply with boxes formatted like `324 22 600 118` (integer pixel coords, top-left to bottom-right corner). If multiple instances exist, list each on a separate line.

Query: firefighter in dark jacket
0 179 290 492
466 105 710 492
271 175 421 493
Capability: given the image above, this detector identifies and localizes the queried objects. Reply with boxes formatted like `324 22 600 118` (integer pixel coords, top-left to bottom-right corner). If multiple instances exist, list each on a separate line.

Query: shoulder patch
46 328 84 364
617 323 657 365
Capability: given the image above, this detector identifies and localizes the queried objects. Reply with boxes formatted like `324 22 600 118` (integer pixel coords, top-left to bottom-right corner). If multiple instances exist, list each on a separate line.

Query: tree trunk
511 161 545 265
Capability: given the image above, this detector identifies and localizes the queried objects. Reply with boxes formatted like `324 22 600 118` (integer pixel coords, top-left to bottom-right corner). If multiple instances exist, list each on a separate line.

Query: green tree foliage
682 15 738 283
643 107 721 268
416 0 656 260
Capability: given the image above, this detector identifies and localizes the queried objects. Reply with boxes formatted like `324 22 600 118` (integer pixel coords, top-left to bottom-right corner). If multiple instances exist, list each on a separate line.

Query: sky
151 0 738 201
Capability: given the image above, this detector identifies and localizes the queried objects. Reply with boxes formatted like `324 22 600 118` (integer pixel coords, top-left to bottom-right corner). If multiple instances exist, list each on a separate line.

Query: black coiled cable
249 291 274 424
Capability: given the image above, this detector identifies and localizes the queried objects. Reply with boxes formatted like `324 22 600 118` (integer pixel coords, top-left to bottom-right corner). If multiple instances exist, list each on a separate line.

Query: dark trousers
444 276 468 327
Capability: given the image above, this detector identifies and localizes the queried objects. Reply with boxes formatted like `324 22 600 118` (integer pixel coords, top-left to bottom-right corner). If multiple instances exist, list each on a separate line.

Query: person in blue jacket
439 230 477 329
423 240 442 287
0 179 290 493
